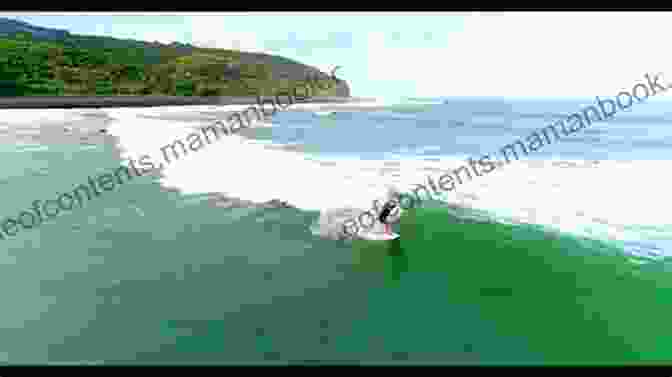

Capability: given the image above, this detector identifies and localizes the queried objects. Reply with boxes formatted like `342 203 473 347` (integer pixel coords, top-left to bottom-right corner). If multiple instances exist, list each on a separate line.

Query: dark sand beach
0 96 369 109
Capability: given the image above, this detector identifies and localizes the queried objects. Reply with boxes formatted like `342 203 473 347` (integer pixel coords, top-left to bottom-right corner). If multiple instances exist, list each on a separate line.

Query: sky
2 12 672 100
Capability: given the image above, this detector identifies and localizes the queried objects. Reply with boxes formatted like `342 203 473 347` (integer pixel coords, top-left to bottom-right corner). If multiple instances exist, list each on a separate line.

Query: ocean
0 96 671 364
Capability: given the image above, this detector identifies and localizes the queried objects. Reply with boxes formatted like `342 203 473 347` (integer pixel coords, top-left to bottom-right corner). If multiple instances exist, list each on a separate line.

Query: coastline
0 95 372 109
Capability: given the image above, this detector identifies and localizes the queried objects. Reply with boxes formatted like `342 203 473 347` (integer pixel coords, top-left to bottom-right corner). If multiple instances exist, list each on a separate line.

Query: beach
0 95 368 109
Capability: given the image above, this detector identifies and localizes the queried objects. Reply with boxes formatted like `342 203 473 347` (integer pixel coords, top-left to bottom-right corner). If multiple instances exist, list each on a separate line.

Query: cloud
184 15 265 52
263 31 355 55
363 12 672 97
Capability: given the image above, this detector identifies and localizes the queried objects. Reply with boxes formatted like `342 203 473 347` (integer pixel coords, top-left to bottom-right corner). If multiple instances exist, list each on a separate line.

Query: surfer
378 200 398 235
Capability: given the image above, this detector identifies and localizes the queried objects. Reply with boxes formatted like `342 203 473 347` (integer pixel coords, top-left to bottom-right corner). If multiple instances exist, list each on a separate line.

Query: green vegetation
0 31 341 97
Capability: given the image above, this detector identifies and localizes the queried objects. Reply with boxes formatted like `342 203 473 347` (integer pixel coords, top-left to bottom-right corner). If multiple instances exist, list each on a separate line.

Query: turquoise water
0 98 671 364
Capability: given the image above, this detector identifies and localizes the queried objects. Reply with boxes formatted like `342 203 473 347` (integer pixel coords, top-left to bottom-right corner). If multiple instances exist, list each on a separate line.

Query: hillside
0 18 350 98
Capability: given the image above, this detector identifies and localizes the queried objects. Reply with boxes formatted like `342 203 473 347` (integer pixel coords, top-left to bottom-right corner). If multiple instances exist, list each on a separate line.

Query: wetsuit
378 201 398 233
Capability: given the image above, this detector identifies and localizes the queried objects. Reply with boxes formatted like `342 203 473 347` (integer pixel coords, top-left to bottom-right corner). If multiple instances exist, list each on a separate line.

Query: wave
100 105 672 254
373 206 672 361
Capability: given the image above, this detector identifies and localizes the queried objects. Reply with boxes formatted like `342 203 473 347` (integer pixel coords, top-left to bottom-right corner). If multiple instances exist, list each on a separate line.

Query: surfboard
359 231 400 241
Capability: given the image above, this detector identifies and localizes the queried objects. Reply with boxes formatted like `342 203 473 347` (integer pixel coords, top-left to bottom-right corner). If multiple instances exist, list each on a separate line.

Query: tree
156 73 176 95
13 32 32 41
23 78 65 95
95 79 114 95
84 72 97 95
175 79 195 96
255 64 272 81
0 80 24 96
60 67 81 85
123 65 144 81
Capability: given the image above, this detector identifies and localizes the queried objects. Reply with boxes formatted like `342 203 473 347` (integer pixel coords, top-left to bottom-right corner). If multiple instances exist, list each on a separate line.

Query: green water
1 135 671 364
353 206 672 364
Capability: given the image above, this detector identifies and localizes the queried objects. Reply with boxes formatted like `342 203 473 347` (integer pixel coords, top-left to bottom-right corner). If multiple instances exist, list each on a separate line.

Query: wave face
0 97 671 363
103 99 672 254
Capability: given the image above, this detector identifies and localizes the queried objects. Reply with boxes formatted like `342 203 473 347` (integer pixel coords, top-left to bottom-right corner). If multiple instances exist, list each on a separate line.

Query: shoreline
0 96 372 109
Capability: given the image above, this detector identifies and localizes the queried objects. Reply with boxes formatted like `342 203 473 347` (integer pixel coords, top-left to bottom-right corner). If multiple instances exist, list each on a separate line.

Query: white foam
104 106 458 213
33 106 671 249
313 111 334 116
0 108 87 124
433 159 672 245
